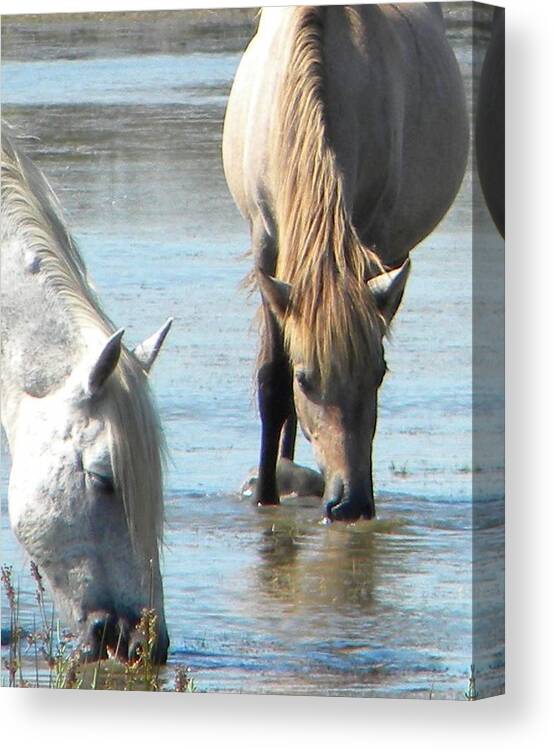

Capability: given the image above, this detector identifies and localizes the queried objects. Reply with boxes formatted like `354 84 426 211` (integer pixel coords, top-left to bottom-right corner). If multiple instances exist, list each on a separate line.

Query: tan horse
223 5 468 521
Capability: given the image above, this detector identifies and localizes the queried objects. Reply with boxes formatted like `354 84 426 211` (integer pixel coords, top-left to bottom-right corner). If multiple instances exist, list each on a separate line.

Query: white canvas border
1 0 551 748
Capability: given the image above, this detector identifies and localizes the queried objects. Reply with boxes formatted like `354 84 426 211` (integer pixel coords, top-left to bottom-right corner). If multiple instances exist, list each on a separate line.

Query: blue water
1 53 239 106
0 8 503 698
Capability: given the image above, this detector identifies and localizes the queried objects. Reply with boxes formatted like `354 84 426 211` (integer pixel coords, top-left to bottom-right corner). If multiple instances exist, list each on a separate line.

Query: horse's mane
1 125 165 562
271 6 386 384
1 126 110 333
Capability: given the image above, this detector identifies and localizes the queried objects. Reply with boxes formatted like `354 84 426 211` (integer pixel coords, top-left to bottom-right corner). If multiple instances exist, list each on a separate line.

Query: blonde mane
1 128 165 562
271 6 386 384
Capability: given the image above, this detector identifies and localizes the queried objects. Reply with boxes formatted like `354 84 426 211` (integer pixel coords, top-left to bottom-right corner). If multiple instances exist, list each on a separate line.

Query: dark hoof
325 499 374 522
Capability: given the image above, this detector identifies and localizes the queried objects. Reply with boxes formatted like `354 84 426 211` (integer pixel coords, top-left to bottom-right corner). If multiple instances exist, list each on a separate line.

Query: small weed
389 461 410 478
1 563 195 692
465 664 479 700
174 665 196 692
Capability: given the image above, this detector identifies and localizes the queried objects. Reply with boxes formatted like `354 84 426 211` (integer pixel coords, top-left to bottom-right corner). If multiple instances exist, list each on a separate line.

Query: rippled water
1 6 504 698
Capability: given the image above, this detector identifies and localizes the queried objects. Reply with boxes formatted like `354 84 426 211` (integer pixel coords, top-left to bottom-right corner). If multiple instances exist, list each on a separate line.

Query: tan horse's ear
367 259 411 325
133 317 173 373
86 329 124 396
257 269 292 324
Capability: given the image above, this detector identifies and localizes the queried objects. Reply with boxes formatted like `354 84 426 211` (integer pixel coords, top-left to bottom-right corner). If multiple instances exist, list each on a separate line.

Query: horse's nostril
82 613 110 662
90 615 109 641
84 611 125 661
128 622 169 665
84 612 166 663
89 614 112 645
128 635 146 663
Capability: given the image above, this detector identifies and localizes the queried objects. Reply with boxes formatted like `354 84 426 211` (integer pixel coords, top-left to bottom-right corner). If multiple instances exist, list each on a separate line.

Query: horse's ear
367 259 411 325
87 329 124 396
133 317 173 373
257 269 292 324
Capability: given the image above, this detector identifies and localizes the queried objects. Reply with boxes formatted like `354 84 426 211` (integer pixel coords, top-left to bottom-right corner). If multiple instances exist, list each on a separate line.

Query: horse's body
476 7 505 237
223 5 468 520
1 127 172 662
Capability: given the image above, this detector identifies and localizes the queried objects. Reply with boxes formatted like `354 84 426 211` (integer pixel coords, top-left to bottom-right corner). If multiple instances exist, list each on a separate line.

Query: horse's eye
295 370 314 394
86 470 115 495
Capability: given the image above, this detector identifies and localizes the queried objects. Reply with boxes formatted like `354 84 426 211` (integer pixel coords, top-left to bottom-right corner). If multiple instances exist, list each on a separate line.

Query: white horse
1 126 172 663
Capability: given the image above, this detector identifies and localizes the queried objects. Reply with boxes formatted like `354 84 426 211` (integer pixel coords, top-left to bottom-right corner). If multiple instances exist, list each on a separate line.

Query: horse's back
223 4 468 265
321 4 467 259
222 7 292 230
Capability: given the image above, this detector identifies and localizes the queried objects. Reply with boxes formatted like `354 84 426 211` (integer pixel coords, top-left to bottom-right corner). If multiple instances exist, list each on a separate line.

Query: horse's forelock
284 273 385 386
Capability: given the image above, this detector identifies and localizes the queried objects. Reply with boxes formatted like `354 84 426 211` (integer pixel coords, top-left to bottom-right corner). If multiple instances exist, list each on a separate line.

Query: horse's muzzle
324 477 375 521
81 611 169 664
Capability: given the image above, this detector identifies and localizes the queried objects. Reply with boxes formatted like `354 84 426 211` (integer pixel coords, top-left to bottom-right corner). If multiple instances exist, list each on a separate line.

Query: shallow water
1 6 503 697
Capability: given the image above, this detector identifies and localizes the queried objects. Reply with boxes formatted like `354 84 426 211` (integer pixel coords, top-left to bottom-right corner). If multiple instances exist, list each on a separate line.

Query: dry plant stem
2 563 193 691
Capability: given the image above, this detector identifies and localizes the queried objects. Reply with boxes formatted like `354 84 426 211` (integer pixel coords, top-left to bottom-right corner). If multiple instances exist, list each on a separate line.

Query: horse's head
7 320 172 663
259 261 410 522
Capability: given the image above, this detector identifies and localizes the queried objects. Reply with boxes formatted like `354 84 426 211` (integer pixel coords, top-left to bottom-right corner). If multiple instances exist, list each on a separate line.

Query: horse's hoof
276 458 324 498
240 472 258 498
256 498 281 507
240 460 324 500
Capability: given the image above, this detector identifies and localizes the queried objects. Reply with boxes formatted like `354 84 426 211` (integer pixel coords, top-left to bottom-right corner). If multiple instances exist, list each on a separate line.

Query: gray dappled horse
1 127 172 662
223 5 468 521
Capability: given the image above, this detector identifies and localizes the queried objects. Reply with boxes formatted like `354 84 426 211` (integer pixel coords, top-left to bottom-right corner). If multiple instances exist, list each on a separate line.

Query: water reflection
255 515 403 614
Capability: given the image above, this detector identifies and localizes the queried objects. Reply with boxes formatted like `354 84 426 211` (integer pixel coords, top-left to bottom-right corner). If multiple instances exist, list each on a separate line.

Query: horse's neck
1 231 84 429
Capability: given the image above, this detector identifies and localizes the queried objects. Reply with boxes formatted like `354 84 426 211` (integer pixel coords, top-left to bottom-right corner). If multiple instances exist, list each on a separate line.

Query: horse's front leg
255 304 293 506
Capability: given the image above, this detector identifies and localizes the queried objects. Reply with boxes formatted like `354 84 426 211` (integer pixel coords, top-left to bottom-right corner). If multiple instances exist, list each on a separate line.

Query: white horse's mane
1 125 165 560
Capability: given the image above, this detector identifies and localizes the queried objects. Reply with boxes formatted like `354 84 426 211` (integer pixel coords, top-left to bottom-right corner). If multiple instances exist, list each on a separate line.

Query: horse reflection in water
1 128 172 663
255 513 403 611
223 5 468 521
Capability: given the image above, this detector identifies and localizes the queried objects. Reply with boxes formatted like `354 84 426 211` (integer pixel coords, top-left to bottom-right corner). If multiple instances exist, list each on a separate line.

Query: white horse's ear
133 317 173 373
257 269 292 324
87 329 124 396
367 258 411 325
